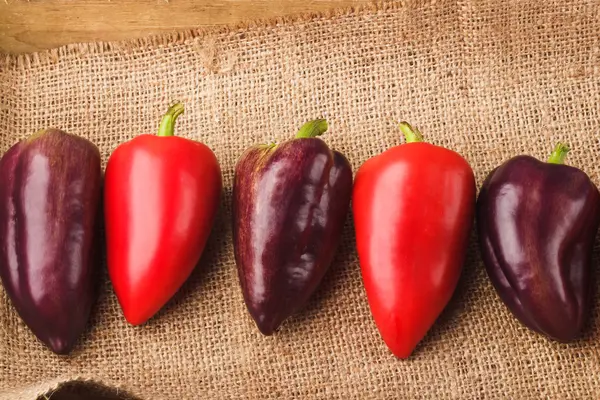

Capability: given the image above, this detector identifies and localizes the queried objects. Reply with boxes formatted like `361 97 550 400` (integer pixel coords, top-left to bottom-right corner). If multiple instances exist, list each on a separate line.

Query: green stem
548 142 570 164
157 103 185 137
398 121 424 143
295 119 328 139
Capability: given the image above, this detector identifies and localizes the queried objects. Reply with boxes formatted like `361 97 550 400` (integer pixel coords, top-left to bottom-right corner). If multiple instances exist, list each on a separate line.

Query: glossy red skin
233 139 352 335
0 129 102 354
477 156 600 342
105 134 222 326
353 142 475 359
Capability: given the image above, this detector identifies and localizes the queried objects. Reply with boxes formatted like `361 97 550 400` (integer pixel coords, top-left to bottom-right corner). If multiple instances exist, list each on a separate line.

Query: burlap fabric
1 1 599 398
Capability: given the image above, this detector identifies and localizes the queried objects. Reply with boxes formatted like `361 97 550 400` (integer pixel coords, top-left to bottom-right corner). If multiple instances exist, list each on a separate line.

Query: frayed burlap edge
0 0 420 70
0 378 139 400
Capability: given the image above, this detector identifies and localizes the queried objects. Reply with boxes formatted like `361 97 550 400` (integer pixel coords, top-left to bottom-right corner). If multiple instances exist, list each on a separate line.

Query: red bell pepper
353 122 475 358
104 103 222 325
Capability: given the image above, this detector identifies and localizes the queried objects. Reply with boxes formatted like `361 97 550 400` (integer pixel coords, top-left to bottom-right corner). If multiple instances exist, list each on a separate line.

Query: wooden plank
0 0 369 54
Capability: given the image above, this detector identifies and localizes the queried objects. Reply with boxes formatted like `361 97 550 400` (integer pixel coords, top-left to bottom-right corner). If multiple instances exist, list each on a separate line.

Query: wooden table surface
0 0 369 54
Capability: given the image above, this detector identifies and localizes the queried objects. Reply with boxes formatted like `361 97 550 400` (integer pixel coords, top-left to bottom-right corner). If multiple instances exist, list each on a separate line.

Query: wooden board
0 0 369 54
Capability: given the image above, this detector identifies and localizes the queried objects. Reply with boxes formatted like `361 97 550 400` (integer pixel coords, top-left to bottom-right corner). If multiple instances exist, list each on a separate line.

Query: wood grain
0 0 370 54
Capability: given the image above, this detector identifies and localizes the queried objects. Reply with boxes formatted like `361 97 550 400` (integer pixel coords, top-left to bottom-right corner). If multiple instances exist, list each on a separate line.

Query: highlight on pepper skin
353 122 476 359
476 142 600 343
232 119 353 335
0 129 103 355
104 102 222 326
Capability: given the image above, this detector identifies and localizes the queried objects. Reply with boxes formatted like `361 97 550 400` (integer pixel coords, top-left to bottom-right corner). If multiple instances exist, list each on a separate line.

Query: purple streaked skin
0 129 102 354
477 144 600 342
232 120 352 335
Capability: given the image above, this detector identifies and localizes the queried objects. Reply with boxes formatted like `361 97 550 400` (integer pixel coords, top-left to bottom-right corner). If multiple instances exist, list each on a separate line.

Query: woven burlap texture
1 0 600 398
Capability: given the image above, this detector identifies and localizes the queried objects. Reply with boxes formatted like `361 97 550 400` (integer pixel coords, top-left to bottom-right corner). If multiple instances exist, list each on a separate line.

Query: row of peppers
0 103 597 358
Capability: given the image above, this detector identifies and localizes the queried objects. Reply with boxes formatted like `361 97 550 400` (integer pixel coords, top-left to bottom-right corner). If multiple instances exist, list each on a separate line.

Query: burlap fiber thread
1 1 600 398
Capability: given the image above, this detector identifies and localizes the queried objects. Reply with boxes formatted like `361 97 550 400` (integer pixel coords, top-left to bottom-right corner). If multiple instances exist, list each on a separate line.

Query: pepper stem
157 102 185 137
398 121 424 143
295 119 328 139
548 142 570 164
